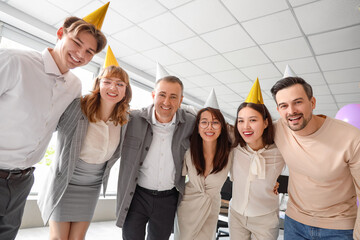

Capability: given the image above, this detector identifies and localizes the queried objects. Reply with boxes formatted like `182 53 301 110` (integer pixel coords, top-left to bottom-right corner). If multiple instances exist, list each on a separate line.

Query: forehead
276 84 307 103
238 107 261 118
103 76 123 82
155 81 182 94
200 110 216 119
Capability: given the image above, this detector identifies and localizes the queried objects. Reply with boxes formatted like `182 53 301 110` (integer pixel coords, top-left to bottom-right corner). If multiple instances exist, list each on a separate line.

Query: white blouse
80 120 121 164
230 144 285 217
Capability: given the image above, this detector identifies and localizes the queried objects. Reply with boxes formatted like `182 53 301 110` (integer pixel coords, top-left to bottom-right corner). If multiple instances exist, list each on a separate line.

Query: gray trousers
122 185 179 240
0 172 34 240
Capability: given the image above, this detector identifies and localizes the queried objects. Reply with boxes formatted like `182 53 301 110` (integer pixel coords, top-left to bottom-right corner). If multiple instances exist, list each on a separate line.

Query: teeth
70 55 80 62
205 132 214 136
289 116 301 121
162 107 170 110
244 132 253 135
108 93 117 96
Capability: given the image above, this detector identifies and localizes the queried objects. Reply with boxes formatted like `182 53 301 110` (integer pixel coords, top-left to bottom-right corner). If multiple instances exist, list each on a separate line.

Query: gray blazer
37 98 127 224
115 104 195 227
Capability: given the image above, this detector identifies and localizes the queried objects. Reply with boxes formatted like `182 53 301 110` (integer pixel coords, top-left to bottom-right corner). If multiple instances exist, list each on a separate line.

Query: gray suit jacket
37 98 127 224
115 104 195 227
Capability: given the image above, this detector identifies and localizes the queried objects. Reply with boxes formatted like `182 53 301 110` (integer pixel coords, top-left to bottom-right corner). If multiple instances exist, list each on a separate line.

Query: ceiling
1 0 360 121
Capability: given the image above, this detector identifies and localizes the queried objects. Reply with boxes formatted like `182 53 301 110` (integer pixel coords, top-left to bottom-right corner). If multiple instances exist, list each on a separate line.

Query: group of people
0 2 359 240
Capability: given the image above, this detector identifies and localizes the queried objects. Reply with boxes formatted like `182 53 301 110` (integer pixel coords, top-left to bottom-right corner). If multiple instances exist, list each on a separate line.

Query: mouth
287 115 302 123
205 132 215 136
69 53 80 63
107 92 118 97
242 131 254 137
161 106 171 110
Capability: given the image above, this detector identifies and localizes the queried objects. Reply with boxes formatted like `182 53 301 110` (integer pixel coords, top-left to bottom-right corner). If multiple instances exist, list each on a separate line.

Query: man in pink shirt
270 77 360 240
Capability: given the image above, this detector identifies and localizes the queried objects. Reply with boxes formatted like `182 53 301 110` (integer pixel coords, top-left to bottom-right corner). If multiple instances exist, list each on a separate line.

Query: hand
273 182 280 195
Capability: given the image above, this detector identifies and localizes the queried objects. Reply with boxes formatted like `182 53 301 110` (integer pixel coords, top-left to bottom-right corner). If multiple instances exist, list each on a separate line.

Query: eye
237 119 243 123
159 93 166 97
73 40 80 46
250 119 256 122
170 96 177 99
116 82 125 87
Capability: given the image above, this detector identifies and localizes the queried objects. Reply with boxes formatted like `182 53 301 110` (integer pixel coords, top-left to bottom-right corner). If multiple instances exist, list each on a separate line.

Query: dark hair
233 102 274 148
190 107 231 176
270 77 313 103
62 16 107 53
81 65 132 126
155 76 184 96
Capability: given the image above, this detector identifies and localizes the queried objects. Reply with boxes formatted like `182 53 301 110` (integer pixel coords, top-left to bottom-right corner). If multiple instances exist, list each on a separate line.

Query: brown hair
62 16 107 53
190 107 231 176
270 77 313 103
81 65 132 126
155 76 184 96
233 102 274 148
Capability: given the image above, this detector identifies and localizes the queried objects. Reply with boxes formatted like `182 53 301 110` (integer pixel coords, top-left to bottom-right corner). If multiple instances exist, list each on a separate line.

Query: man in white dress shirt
116 64 196 239
0 7 108 239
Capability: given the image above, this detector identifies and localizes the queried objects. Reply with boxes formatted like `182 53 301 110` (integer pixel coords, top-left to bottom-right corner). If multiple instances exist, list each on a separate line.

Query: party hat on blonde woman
204 88 220 109
103 45 119 68
156 62 170 82
83 2 110 30
245 78 264 104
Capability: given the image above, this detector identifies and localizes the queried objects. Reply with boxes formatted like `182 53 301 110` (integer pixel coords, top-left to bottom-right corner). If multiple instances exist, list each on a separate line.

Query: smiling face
52 28 97 74
152 80 183 123
237 107 268 151
198 110 221 143
276 84 316 135
99 77 126 107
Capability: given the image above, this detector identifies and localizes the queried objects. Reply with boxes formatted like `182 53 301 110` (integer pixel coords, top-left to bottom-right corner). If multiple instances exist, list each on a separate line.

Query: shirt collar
151 107 176 127
42 48 65 81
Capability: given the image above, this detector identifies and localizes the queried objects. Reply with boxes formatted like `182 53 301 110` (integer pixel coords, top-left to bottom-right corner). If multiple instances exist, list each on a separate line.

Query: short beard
286 113 312 132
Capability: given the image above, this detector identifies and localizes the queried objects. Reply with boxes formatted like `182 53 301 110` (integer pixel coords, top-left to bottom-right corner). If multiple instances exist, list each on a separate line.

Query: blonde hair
81 66 132 126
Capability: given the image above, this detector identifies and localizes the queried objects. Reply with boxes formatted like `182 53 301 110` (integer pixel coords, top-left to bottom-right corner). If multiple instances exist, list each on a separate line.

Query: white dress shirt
0 48 81 170
137 108 176 191
230 144 285 217
80 120 121 164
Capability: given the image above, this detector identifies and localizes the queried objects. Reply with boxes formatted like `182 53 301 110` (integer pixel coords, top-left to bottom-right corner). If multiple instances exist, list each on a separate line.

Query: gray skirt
50 159 106 222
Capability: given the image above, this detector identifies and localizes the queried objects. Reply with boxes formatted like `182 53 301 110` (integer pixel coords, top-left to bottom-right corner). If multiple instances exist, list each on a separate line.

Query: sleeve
229 149 234 182
182 151 189 176
349 138 360 239
0 49 17 96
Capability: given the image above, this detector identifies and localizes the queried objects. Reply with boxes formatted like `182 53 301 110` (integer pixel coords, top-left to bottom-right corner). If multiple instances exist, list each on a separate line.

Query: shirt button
135 177 138 182
139 162 143 166
130 192 134 196
125 207 129 211
145 147 149 151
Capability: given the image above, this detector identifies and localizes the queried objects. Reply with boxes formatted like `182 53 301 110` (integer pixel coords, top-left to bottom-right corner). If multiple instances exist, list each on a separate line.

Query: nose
244 121 251 129
163 97 170 105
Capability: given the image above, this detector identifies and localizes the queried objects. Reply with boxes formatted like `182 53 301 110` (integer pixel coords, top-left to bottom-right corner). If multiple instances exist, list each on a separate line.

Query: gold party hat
103 45 119 68
245 78 264 104
83 2 110 30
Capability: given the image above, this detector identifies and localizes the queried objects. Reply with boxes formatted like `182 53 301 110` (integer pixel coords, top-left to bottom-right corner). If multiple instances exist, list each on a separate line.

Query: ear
311 96 316 110
151 91 156 101
179 95 183 105
57 27 64 40
264 118 269 129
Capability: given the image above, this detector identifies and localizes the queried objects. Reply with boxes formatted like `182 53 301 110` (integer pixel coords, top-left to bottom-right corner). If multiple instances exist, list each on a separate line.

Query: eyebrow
278 97 304 106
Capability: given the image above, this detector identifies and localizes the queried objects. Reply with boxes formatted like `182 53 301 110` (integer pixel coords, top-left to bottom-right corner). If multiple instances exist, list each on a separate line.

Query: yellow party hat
103 45 119 68
245 78 264 104
83 2 110 30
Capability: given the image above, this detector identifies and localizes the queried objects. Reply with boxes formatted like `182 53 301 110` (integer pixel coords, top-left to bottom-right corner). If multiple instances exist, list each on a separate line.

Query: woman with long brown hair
175 90 232 239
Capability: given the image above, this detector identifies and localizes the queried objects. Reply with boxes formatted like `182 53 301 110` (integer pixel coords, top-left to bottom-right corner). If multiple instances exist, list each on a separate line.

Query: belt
0 167 35 180
136 185 177 197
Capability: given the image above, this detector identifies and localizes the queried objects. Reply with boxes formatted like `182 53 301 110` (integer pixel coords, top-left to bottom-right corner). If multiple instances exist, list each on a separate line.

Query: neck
48 48 68 74
295 114 326 136
202 140 217 162
98 100 116 122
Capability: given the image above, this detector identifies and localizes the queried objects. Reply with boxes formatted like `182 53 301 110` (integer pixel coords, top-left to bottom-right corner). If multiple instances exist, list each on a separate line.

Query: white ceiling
1 0 360 121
